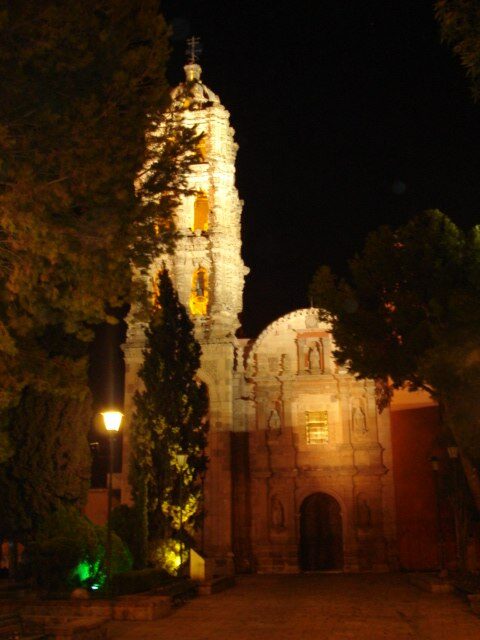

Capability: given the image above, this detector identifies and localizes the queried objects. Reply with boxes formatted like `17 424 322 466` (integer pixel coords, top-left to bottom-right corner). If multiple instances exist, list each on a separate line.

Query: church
87 58 452 575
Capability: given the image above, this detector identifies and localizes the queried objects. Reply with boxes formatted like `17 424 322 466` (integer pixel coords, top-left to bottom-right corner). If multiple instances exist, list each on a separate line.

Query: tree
0 1 201 409
0 387 92 543
309 210 480 506
129 270 209 570
435 1 480 101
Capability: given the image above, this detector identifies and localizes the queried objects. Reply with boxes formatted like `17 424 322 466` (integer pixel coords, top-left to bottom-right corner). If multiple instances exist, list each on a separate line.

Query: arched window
189 267 208 316
193 192 209 232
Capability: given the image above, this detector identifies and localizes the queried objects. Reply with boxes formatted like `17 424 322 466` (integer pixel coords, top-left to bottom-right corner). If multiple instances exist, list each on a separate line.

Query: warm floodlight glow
101 410 123 432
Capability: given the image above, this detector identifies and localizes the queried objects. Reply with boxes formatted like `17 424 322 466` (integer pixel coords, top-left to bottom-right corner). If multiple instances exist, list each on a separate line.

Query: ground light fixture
101 410 123 597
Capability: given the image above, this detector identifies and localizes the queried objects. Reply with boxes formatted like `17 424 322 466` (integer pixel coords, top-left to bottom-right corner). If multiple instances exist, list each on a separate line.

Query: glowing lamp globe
102 410 123 432
176 453 188 468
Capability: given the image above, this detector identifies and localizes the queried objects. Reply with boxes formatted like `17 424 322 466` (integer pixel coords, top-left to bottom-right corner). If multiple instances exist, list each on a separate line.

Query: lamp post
175 453 188 575
101 410 123 597
447 445 463 571
429 455 447 578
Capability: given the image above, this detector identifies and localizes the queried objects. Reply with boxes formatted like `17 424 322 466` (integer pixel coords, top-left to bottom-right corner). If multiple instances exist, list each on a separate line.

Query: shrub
28 506 132 592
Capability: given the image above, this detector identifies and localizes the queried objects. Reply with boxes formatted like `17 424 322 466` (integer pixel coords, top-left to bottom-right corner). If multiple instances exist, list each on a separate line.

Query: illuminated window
189 267 208 316
305 411 329 444
193 193 209 231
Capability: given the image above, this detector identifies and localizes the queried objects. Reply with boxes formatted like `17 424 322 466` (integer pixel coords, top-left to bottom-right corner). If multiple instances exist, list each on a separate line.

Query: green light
71 560 91 583
70 557 105 589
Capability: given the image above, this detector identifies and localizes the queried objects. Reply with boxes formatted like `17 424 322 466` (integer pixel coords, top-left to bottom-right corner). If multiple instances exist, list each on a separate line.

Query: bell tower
163 60 248 340
122 47 248 567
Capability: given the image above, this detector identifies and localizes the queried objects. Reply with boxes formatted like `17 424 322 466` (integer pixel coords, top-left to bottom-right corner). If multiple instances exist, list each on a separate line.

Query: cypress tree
130 270 208 569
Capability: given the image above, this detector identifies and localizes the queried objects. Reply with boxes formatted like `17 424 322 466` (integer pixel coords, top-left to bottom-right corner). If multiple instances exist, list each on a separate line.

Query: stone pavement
107 573 480 639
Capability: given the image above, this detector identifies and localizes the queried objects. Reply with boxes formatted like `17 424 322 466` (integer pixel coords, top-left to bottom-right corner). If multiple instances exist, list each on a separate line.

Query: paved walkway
107 573 480 639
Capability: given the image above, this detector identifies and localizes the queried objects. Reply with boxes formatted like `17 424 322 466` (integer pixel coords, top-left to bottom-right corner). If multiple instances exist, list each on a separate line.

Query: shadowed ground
107 573 480 639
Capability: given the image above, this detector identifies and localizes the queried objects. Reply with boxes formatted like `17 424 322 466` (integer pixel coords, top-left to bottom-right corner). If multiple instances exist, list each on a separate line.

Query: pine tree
130 270 208 569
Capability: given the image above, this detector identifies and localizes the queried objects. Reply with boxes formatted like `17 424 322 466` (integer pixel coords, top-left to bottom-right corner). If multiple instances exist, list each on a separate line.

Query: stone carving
270 495 285 531
356 494 372 529
267 408 281 431
308 341 324 372
299 339 326 373
352 402 368 438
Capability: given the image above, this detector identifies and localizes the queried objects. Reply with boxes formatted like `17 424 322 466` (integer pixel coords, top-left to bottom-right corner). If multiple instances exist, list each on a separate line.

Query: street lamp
429 455 446 577
175 453 188 574
447 444 463 570
101 410 123 596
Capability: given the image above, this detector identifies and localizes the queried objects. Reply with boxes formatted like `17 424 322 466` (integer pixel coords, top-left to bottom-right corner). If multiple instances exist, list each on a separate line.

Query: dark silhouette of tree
0 0 201 413
310 210 480 508
436 0 480 101
0 388 92 543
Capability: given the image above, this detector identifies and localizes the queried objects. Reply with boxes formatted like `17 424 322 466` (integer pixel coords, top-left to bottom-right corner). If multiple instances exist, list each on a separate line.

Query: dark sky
162 0 480 338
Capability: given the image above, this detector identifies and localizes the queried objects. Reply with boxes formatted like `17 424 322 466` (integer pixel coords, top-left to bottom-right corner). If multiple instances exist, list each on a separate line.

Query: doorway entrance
299 492 344 571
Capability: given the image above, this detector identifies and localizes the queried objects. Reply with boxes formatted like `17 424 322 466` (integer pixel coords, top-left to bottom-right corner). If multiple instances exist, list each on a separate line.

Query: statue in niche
356 494 372 529
352 404 368 438
309 343 322 371
267 408 281 431
271 495 285 531
195 269 206 296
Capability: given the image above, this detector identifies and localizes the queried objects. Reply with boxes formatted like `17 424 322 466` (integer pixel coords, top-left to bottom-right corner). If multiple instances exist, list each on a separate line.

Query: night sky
162 0 480 338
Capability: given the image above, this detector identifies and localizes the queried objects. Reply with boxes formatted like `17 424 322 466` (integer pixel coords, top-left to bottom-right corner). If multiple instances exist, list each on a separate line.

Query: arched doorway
299 492 344 571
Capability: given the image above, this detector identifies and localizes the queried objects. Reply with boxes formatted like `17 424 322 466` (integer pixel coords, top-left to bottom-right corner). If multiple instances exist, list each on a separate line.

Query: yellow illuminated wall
151 269 163 306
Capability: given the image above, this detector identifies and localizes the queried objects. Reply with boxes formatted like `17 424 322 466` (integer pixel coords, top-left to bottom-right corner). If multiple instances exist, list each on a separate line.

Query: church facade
121 61 399 573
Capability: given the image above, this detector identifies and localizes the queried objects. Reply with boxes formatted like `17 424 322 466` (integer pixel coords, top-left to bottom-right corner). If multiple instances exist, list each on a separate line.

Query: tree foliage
309 210 480 462
0 387 93 542
435 0 480 101
0 0 201 407
130 270 208 568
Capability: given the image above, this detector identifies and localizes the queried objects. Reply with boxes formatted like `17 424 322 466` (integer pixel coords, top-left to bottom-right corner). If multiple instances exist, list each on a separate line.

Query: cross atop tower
186 36 202 64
